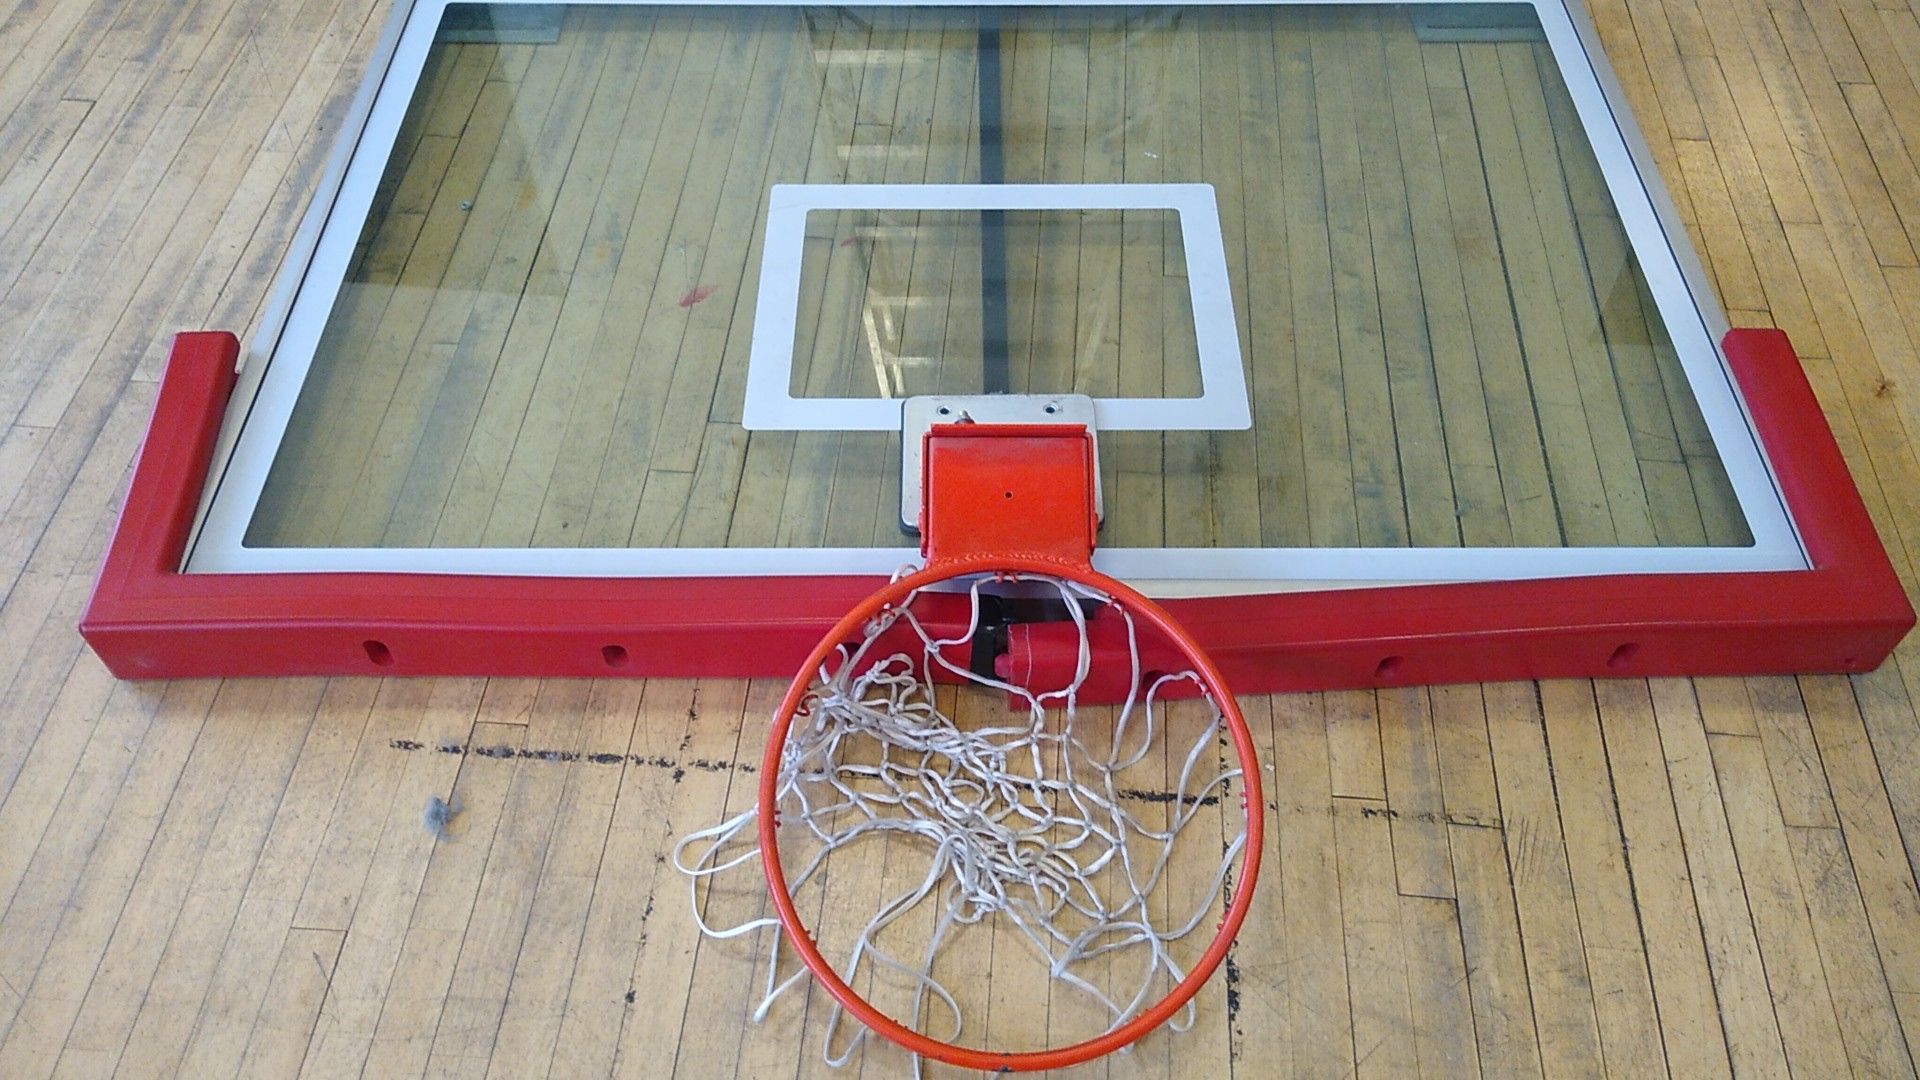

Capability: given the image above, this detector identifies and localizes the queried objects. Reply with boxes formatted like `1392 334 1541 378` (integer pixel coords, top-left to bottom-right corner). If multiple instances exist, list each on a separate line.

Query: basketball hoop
675 402 1264 1072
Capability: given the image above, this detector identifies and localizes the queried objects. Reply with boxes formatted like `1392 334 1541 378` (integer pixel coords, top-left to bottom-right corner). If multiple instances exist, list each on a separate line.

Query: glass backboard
185 0 1805 592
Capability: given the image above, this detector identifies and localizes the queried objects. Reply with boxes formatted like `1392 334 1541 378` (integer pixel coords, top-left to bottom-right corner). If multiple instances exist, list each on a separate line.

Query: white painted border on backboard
183 0 1812 592
742 182 1251 431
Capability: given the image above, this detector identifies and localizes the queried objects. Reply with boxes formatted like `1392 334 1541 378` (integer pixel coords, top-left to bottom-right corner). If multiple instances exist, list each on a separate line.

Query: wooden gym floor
3 0 1920 1076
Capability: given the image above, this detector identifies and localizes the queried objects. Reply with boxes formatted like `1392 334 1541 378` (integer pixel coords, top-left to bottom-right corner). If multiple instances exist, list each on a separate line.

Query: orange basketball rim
753 416 1266 1072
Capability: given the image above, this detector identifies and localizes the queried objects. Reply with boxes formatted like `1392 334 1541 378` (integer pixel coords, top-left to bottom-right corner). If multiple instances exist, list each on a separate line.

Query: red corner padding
82 329 1912 688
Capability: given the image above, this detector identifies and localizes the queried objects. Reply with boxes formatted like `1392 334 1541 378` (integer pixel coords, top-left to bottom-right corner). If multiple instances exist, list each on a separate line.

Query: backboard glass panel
188 0 1805 590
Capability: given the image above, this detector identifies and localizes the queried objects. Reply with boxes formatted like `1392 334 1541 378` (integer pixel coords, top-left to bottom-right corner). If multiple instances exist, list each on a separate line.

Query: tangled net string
674 572 1248 1069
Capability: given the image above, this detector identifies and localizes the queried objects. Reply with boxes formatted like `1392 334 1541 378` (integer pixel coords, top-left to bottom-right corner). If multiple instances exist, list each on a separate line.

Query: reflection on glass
791 209 1197 400
247 3 1752 553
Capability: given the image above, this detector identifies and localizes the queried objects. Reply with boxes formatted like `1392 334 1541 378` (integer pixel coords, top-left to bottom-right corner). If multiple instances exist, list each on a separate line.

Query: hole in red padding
1607 642 1640 669
602 644 630 669
363 640 394 667
1374 655 1403 679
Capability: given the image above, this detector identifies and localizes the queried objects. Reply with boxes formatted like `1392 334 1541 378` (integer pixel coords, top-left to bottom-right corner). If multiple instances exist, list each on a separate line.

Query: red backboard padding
81 328 1912 688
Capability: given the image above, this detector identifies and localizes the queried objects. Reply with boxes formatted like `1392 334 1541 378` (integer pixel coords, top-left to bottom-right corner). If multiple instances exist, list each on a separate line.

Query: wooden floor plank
1746 675 1841 829
1333 796 1420 1079
1709 733 1853 1077
1272 693 1355 1075
423 681 591 1077
1481 682 1608 1076
1782 824 1918 1077
297 679 487 1079
1846 654 1920 908
1376 687 1454 900
356 699 532 1077
1537 682 1667 1075
169 679 380 1077
606 681 748 1077
1400 894 1481 1079
1648 680 1795 1079
0 666 140 983
1769 6 1917 267
48 680 286 1073
1229 695 1292 1076
1592 681 1736 1076
1798 675 1920 1003
485 682 641 1078
1 0 351 440
668 680 773 1080
1430 684 1502 831
546 681 694 1080
0 0 241 324
1449 822 1547 1078
236 926 347 1078
107 678 327 1077
0 680 215 1074
1325 690 1386 801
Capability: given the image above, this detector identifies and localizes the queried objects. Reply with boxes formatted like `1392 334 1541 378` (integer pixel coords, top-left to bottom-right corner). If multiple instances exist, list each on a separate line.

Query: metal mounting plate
900 394 1100 533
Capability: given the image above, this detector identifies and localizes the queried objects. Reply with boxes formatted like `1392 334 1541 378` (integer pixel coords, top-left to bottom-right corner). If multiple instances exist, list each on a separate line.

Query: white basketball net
674 572 1249 1069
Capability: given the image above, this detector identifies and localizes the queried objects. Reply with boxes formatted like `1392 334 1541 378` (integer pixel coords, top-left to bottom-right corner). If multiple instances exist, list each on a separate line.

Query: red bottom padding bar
82 329 1911 691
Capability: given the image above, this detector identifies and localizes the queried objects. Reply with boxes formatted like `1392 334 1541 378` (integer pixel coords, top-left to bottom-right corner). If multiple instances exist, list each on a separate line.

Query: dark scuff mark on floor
388 738 759 775
1357 803 1501 829
388 736 1243 809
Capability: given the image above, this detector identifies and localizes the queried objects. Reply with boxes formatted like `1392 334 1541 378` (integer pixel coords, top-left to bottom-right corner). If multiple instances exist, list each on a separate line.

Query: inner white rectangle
742 182 1252 431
